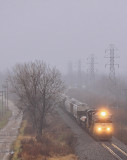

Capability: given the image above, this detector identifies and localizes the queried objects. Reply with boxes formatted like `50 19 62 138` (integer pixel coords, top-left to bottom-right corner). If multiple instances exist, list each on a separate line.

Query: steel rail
102 143 122 160
112 143 127 157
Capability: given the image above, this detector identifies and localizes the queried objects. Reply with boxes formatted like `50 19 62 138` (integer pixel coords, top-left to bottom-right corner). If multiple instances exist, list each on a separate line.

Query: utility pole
2 80 9 111
0 91 4 119
6 80 8 110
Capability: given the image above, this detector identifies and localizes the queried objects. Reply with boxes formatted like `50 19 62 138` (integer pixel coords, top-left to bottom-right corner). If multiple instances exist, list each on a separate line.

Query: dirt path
0 101 22 160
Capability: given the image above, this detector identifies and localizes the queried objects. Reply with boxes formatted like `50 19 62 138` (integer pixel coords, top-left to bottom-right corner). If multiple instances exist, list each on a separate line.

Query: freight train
60 95 113 140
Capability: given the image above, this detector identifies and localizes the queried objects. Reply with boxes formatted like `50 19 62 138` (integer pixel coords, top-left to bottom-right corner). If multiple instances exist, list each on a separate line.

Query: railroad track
102 142 127 160
59 106 127 160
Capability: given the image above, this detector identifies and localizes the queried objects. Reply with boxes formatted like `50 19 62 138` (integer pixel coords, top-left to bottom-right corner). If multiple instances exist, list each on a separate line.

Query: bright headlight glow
100 111 106 117
107 127 111 131
98 127 102 131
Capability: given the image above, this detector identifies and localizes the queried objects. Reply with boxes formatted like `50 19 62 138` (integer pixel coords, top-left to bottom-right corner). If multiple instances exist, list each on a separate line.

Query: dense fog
0 0 127 75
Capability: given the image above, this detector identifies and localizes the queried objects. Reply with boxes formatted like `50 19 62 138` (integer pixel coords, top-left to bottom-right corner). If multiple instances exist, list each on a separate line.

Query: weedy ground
113 108 127 144
10 111 78 160
0 101 12 129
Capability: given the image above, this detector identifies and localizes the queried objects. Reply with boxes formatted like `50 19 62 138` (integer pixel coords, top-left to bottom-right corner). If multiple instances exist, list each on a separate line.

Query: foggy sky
0 0 127 75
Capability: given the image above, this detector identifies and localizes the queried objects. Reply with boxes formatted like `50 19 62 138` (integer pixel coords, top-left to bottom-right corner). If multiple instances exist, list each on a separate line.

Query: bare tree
9 60 64 140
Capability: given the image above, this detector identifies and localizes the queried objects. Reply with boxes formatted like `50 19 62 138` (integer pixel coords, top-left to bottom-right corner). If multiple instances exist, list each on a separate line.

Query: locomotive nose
95 124 113 134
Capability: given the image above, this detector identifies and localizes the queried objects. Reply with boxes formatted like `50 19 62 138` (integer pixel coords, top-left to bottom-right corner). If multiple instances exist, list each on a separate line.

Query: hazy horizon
0 0 127 75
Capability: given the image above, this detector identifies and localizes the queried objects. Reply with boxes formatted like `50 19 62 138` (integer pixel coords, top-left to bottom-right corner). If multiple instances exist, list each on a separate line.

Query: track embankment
57 107 127 160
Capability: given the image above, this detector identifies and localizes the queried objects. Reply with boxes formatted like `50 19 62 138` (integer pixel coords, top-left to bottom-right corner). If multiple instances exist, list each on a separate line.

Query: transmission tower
88 54 96 82
77 60 82 88
105 44 119 108
105 44 119 84
67 61 73 87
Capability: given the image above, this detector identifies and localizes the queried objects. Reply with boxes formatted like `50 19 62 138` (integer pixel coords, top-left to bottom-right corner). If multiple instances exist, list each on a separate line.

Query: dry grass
114 123 127 144
11 112 77 160
11 120 27 160
111 108 127 144
48 154 78 160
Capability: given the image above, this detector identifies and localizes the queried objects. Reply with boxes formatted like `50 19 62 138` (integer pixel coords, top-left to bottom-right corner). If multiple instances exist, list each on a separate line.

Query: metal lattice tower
105 44 119 83
77 60 82 88
67 61 73 86
88 54 96 81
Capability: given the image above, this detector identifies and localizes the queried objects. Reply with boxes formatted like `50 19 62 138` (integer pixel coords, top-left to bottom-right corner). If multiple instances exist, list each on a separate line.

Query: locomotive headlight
100 111 106 117
97 127 102 131
107 127 111 131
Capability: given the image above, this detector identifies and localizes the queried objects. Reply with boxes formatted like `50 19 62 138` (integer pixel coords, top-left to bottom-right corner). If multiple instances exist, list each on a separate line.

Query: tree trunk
36 117 44 142
36 130 43 141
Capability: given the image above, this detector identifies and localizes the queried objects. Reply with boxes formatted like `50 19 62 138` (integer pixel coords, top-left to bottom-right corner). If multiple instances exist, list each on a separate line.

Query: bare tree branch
8 60 64 141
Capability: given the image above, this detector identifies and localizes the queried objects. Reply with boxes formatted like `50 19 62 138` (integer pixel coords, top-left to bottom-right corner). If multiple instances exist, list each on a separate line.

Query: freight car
64 98 89 121
73 102 89 120
65 98 79 114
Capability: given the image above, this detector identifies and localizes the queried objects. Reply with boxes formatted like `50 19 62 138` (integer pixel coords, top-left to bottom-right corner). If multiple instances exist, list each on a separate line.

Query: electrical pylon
67 61 73 87
105 44 119 108
105 44 119 84
88 54 96 82
77 60 82 88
